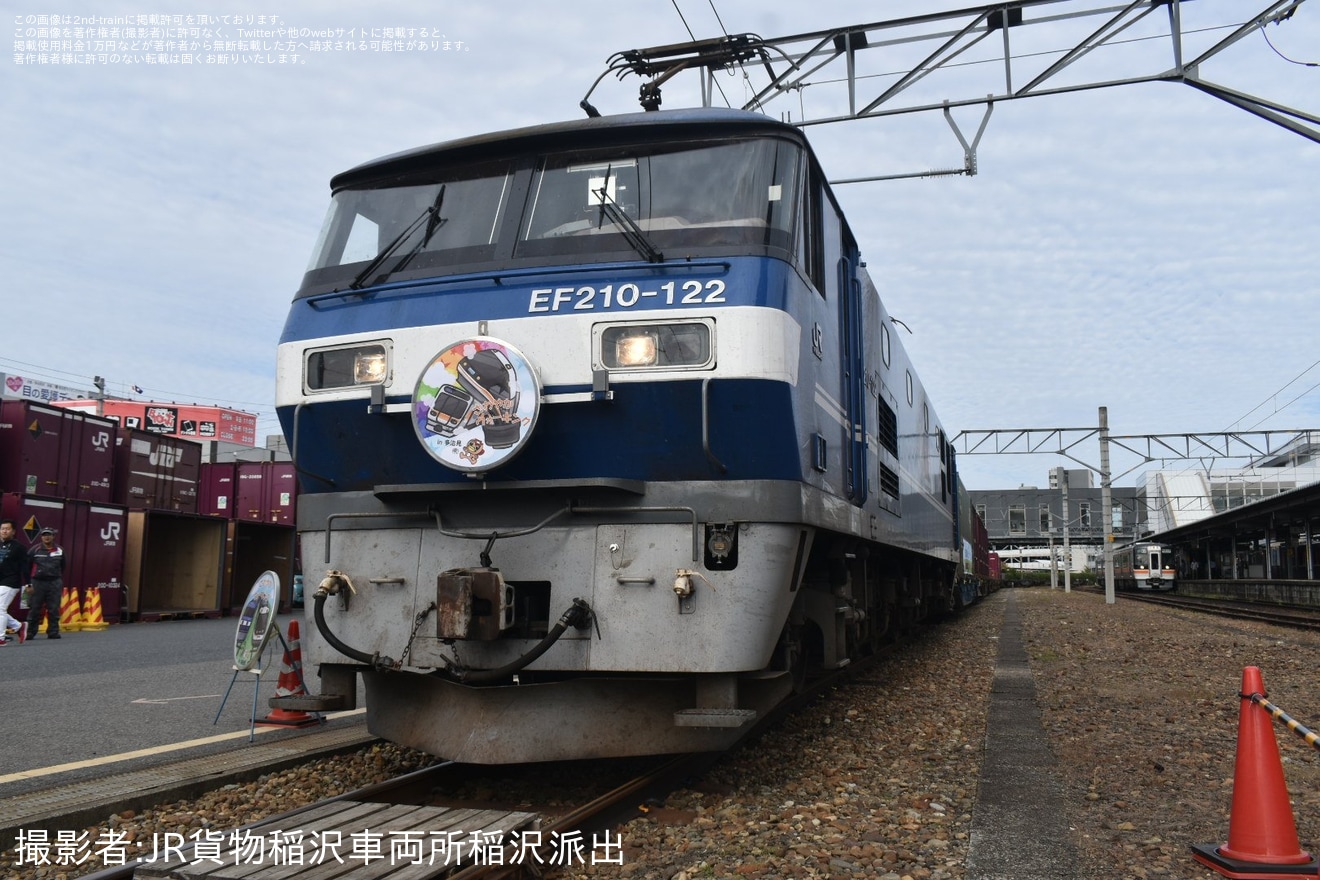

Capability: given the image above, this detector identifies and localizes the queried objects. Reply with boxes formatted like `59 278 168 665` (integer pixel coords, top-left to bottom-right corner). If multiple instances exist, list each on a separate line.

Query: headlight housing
596 321 714 371
305 342 391 391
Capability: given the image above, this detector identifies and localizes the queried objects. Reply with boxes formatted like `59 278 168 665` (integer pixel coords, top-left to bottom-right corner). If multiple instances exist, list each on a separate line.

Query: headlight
306 342 391 391
613 330 658 367
354 351 389 384
597 321 713 370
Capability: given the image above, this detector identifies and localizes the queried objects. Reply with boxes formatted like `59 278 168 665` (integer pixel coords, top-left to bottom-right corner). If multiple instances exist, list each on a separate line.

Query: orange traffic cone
59 588 82 633
257 620 323 728
80 587 109 631
1191 667 1319 879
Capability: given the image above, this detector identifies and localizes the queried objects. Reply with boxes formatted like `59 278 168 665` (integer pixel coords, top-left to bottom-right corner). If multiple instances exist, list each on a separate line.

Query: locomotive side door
838 242 868 506
803 160 867 507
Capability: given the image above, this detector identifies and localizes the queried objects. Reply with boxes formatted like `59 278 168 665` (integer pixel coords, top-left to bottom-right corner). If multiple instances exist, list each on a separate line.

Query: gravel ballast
7 586 1320 880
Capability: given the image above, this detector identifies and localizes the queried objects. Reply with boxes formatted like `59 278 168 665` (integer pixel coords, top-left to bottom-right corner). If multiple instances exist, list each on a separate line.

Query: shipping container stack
111 426 235 621
0 400 127 624
1 401 292 624
198 460 298 614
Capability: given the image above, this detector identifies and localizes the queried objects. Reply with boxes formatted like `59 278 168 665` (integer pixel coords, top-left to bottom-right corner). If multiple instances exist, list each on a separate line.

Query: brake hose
453 598 595 684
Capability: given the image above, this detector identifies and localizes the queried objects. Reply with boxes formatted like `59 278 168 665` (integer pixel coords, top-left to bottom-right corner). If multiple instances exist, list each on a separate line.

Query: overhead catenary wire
1261 12 1319 66
669 0 737 109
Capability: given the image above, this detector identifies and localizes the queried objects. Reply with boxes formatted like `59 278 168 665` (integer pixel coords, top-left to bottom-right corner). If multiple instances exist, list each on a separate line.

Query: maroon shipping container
234 461 297 524
0 493 69 626
0 492 68 545
64 499 128 623
0 401 71 498
62 411 118 503
198 462 237 519
233 462 266 523
268 462 297 525
0 402 117 502
112 428 201 513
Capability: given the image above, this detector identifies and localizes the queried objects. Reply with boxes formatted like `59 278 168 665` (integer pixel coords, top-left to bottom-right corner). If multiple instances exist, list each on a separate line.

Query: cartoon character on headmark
456 346 523 449
459 438 486 465
423 345 524 449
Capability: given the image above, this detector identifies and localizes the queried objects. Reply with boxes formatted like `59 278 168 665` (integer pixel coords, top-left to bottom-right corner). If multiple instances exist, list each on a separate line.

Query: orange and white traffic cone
257 620 323 728
59 588 83 633
80 587 110 631
1191 667 1319 879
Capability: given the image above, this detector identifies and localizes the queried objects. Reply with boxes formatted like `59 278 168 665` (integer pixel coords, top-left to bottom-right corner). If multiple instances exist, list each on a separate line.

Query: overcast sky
4 0 1317 490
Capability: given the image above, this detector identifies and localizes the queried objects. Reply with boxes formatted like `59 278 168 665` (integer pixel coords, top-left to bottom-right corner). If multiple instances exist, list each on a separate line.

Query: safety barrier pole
1247 691 1320 751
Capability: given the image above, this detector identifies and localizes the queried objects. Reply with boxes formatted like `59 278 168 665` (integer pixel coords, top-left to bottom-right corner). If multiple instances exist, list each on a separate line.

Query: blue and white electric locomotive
276 109 961 763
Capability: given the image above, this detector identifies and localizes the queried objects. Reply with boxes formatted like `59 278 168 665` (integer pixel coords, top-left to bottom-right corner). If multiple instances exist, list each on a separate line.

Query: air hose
312 573 594 683
312 587 389 667
452 597 595 684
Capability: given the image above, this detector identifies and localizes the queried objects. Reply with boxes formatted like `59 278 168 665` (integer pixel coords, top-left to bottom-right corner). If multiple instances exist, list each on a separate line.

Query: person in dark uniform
0 519 29 645
27 527 65 639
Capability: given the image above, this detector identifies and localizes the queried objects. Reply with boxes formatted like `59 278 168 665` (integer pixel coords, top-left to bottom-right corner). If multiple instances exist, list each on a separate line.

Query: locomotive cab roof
331 108 809 192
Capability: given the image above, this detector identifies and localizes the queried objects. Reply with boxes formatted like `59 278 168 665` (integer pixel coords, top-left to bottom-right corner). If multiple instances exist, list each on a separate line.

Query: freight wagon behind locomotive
276 109 968 763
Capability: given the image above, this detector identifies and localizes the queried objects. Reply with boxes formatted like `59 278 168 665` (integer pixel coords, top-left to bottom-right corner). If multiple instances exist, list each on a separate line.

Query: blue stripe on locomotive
282 378 800 490
279 257 787 344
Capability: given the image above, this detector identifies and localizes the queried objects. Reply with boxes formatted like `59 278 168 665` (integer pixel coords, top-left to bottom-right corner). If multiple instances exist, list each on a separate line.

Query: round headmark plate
412 338 541 473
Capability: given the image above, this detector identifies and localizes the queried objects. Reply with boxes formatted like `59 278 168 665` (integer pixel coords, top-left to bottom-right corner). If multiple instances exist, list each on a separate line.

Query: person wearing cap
27 528 65 639
0 519 29 645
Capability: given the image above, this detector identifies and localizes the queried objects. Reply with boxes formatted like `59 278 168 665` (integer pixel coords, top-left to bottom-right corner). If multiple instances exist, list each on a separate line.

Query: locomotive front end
276 112 818 762
276 110 962 763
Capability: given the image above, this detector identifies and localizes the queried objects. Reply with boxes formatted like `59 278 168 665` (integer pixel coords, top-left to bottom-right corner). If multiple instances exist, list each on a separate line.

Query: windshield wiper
380 185 447 281
348 185 448 290
594 180 664 264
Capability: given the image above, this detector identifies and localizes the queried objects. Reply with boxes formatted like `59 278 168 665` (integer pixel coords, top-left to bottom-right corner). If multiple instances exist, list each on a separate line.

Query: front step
673 708 757 728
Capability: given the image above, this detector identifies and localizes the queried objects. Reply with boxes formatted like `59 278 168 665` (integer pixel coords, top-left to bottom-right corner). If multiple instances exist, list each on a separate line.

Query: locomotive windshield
300 137 802 294
305 159 515 283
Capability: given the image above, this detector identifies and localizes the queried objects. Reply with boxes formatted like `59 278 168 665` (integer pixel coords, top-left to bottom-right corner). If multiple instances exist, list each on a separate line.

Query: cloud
4 0 1317 485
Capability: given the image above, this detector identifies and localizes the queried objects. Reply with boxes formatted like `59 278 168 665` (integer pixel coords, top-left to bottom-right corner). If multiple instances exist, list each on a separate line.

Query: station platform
0 721 375 850
0 615 374 848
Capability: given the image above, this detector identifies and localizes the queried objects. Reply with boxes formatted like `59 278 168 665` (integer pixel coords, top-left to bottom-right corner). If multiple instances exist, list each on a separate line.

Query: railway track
69 754 697 880
1085 586 1320 631
67 644 891 880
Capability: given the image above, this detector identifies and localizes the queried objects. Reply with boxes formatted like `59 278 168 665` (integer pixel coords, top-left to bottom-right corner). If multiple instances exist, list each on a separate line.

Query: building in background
969 446 1320 573
967 471 1140 573
0 372 90 404
55 400 258 447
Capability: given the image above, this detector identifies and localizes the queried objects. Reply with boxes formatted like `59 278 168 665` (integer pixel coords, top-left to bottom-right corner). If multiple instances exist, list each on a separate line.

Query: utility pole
1100 406 1115 605
1058 467 1072 594
1048 531 1057 590
93 375 106 418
